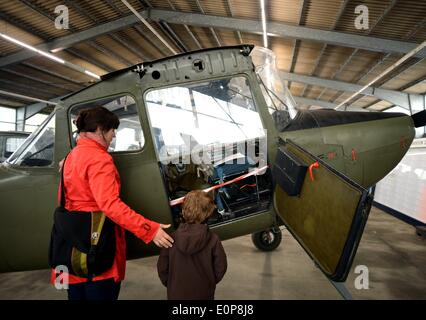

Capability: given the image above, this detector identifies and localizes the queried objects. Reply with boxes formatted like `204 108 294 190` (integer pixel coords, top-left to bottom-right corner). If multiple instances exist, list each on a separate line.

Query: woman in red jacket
52 106 173 300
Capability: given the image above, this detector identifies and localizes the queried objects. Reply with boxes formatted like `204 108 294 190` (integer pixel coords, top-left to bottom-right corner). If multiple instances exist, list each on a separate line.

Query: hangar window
7 114 55 167
4 136 28 159
70 95 145 153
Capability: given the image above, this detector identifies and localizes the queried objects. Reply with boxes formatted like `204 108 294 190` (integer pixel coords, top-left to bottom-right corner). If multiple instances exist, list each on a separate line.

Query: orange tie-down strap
169 165 269 207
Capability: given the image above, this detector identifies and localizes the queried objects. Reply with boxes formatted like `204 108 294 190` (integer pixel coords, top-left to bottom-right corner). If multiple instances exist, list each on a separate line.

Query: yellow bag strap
91 211 106 246
70 211 106 278
71 248 88 278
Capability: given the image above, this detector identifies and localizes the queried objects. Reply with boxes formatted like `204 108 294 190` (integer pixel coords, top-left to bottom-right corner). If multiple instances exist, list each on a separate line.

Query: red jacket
50 137 160 284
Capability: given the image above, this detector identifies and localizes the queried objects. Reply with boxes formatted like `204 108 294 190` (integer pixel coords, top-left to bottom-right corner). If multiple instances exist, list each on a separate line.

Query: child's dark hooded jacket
157 223 227 300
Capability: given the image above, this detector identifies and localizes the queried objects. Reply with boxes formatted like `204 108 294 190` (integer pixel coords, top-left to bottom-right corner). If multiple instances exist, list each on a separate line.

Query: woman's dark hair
75 106 120 133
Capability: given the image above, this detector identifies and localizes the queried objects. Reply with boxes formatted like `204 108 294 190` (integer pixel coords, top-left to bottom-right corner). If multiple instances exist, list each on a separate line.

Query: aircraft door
143 76 276 238
273 139 373 282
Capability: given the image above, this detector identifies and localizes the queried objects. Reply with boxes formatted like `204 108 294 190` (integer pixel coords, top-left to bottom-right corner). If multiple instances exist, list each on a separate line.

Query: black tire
251 228 282 252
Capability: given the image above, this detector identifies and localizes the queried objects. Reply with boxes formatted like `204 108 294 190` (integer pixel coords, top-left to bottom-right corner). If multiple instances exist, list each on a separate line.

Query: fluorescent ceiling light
50 47 65 53
260 0 268 48
0 33 65 64
84 70 101 79
1 33 37 51
37 50 65 64
0 32 100 80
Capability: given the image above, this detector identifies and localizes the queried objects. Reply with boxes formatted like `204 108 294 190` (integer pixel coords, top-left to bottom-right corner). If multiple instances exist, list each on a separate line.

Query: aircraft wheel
251 228 282 252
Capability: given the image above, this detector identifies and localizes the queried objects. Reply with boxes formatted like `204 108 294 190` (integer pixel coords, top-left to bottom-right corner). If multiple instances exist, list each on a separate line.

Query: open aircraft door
273 139 373 282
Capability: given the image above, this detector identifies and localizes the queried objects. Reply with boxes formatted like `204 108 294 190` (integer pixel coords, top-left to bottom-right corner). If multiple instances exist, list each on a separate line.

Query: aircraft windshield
7 112 55 167
251 46 298 130
145 76 265 162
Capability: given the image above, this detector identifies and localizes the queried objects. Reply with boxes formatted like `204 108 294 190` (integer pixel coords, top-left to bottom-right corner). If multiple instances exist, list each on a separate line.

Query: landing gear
251 228 282 251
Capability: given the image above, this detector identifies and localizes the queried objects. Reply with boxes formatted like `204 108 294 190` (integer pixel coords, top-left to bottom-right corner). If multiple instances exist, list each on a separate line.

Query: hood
174 223 211 255
283 109 408 132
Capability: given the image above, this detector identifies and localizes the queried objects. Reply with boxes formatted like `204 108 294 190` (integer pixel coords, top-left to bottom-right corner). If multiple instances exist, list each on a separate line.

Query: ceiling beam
1 68 74 92
1 8 426 68
0 97 26 108
329 12 426 108
21 62 87 88
21 96 63 120
359 73 426 112
195 0 221 47
0 78 61 97
294 96 338 109
287 0 309 89
0 90 58 105
130 0 179 54
299 0 349 98
146 9 426 58
64 0 149 62
225 0 243 44
294 96 370 112
316 0 399 101
281 71 425 110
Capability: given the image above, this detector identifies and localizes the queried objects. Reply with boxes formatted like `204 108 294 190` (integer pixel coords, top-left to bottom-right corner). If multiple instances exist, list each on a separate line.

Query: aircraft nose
356 113 415 187
283 110 416 188
310 109 412 128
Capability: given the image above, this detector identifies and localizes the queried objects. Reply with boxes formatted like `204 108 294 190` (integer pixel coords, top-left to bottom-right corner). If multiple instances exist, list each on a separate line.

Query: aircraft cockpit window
69 95 145 153
7 114 55 167
145 76 265 162
146 76 270 226
251 46 298 131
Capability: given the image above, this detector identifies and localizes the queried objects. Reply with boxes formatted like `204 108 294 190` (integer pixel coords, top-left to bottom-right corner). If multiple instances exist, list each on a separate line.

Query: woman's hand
58 158 64 172
153 224 174 248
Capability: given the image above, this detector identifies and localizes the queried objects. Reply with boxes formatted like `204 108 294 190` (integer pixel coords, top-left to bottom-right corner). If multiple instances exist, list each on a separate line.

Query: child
157 190 227 300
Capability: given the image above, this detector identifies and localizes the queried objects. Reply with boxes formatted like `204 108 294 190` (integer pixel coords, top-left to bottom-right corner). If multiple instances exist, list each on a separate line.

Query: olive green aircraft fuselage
0 45 416 282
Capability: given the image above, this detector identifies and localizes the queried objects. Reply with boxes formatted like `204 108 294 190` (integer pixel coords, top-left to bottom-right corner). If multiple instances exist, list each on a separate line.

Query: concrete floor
0 206 425 300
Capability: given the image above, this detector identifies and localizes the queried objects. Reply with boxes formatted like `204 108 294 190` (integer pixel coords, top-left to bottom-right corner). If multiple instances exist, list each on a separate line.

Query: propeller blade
412 109 426 128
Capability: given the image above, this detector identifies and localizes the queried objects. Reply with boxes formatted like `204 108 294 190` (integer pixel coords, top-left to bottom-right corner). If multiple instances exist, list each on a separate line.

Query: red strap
169 166 268 206
309 161 320 182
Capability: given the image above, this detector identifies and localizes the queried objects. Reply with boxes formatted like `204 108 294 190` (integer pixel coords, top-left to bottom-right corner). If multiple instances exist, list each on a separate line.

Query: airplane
0 45 425 283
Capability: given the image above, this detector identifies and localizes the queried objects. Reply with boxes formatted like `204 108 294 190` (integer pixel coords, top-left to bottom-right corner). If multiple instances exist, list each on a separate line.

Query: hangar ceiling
0 0 425 115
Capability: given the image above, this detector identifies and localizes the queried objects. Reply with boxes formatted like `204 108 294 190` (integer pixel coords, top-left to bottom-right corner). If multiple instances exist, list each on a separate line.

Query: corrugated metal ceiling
0 0 424 112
